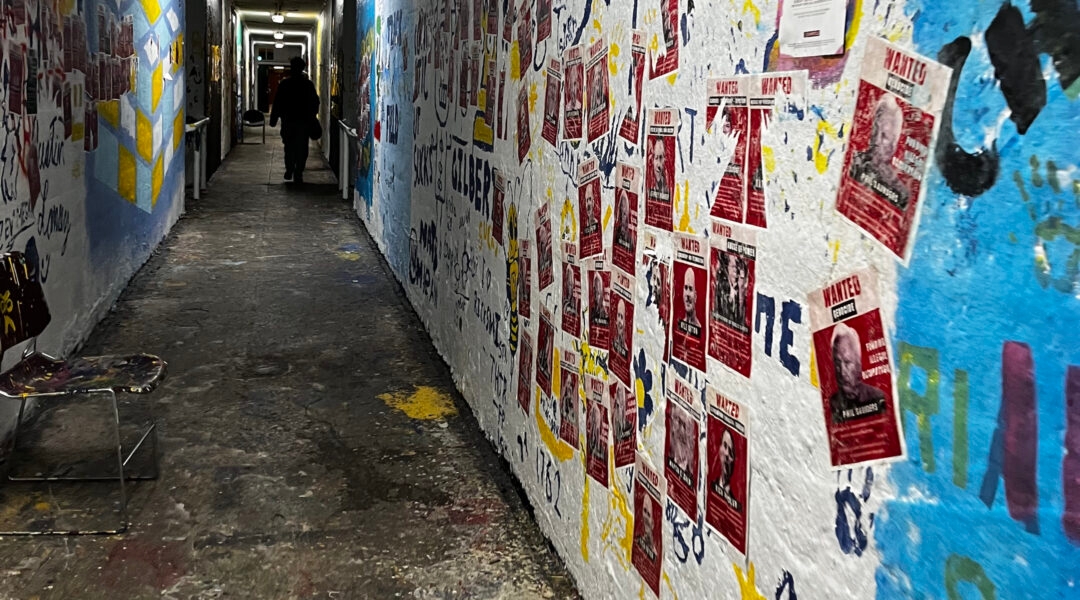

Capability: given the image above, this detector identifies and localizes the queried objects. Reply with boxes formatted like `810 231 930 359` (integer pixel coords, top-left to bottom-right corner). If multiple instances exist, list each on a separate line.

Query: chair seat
0 353 167 397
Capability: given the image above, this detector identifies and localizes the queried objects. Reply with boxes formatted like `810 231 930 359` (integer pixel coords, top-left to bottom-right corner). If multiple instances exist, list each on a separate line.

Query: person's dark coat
270 71 319 134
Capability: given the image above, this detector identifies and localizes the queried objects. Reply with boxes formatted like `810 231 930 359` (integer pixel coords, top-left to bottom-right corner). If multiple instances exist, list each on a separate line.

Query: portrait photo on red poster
517 330 534 413
519 240 532 319
649 0 679 79
644 255 672 362
493 171 506 245
612 162 641 275
517 85 531 163
517 5 532 74
632 457 663 597
745 105 769 229
536 205 554 290
610 380 637 468
563 45 585 141
536 0 551 42
558 350 581 447
672 238 708 373
609 268 635 387
561 257 582 337
587 265 612 350
706 76 749 223
618 29 646 145
585 376 609 487
665 388 700 521
586 37 610 143
578 158 603 258
705 390 749 556
707 223 756 378
644 110 677 231
542 58 562 147
535 311 555 396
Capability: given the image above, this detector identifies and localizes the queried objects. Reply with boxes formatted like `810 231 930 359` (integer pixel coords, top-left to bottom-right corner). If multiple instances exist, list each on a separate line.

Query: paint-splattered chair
0 251 165 535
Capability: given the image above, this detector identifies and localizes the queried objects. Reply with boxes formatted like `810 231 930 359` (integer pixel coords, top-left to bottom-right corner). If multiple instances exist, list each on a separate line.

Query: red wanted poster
536 203 554 291
618 30 646 145
458 50 470 109
541 58 562 146
536 0 551 43
519 240 532 319
746 71 806 229
612 162 641 275
705 388 750 557
632 453 664 597
517 330 534 412
497 67 507 139
665 373 700 520
707 76 749 223
610 380 637 468
585 375 610 487
707 221 757 377
585 36 610 143
644 108 677 231
672 234 708 372
835 37 950 263
808 269 905 468
487 0 498 34
517 85 531 163
649 0 679 79
561 242 582 337
609 267 634 386
485 57 498 120
643 233 672 362
558 347 581 447
578 157 603 258
493 170 506 245
587 257 612 351
471 43 482 107
502 0 514 43
517 3 532 75
563 44 585 141
473 0 482 41
536 307 556 396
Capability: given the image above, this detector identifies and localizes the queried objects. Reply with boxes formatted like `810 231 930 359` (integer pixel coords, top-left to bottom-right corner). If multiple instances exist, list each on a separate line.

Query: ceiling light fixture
275 42 284 48
273 31 284 39
271 12 285 23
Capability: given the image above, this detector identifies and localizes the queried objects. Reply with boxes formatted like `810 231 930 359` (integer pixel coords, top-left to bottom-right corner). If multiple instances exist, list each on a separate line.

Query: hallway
0 142 578 599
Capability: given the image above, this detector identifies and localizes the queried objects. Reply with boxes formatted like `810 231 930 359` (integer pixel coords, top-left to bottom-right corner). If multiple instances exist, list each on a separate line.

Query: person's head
584 185 596 221
617 191 628 228
720 429 735 485
565 264 574 293
651 139 666 180
640 497 655 539
290 56 307 75
671 409 692 466
725 253 739 288
592 273 603 307
615 298 626 339
682 268 696 319
869 95 902 167
831 323 862 399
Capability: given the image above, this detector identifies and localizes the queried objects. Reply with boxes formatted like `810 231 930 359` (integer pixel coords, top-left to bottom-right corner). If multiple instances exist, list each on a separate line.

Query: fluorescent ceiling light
273 31 284 39
274 65 285 70
271 13 285 23
275 42 284 48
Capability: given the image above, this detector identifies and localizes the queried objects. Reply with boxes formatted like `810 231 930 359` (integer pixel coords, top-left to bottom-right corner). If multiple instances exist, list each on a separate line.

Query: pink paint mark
1063 366 1080 543
1002 341 1038 529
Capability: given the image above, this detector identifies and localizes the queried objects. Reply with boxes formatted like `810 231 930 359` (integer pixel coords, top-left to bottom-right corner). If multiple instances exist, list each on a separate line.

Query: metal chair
0 251 166 535
242 109 267 144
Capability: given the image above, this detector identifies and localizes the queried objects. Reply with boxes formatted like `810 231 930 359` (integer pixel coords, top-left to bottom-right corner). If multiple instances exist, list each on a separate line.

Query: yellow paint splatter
510 42 521 81
809 347 819 389
600 476 635 567
581 476 591 562
734 562 768 600
831 238 841 263
578 341 609 378
529 82 539 113
609 44 621 76
844 0 863 50
664 573 680 599
666 73 678 86
812 119 841 175
602 204 613 231
676 180 696 233
379 386 458 420
560 193 578 240
742 0 762 26
34 502 50 512
335 249 361 261
762 146 776 174
536 386 576 462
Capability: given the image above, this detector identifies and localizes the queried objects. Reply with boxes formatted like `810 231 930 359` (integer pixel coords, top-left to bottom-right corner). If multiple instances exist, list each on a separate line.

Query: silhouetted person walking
270 56 320 183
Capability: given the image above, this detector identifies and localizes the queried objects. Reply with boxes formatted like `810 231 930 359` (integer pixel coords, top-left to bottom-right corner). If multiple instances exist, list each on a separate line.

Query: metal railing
185 117 211 200
338 119 358 201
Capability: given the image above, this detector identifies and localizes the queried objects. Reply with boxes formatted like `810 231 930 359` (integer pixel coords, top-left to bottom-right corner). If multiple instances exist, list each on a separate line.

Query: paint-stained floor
0 140 580 599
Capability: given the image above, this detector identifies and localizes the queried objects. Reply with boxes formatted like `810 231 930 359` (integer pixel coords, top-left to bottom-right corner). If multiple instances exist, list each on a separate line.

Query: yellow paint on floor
34 502 50 512
379 386 457 420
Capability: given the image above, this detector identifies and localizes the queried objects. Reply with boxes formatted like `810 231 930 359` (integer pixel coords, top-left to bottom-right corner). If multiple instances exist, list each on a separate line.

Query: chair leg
3 398 27 482
110 390 129 534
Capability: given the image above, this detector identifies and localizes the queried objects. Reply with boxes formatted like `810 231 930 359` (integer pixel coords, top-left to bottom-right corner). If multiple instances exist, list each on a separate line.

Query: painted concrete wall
0 0 186 430
355 0 1080 597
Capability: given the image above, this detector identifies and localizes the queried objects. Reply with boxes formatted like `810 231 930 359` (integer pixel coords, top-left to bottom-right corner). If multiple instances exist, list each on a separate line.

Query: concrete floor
0 141 579 599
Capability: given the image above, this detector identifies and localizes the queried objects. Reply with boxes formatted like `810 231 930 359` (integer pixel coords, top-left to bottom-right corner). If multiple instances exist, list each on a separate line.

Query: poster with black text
644 108 677 231
561 242 582 337
746 71 806 229
542 58 562 146
612 162 641 275
672 234 707 372
665 373 700 520
517 330 534 412
517 85 531 163
493 169 506 245
536 307 555 396
536 202 553 290
587 257 611 351
519 239 532 319
707 220 756 377
649 0 679 79
585 375 609 486
585 36 610 143
563 44 584 141
705 387 750 557
707 76 749 223
578 157 603 258
618 29 646 145
611 380 637 468
558 347 581 447
632 453 664 597
609 267 634 387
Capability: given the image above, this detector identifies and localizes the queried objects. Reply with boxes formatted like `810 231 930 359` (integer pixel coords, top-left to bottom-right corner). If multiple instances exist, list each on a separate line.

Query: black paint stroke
985 3 1046 135
1029 0 1080 92
934 37 1000 197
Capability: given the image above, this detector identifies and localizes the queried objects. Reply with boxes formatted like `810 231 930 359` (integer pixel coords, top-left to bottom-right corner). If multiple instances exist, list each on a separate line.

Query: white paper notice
778 0 847 58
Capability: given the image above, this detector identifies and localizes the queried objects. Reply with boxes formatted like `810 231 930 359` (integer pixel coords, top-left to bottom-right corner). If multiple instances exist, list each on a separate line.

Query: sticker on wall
502 0 514 43
587 256 612 351
746 71 807 229
585 375 610 486
493 170 506 245
497 67 508 139
672 233 707 373
611 380 637 468
609 267 634 386
536 0 551 43
559 347 581 447
707 221 757 378
519 240 532 319
536 203 554 290
642 233 672 362
618 30 646 146
665 373 700 520
517 2 532 75
649 0 679 79
644 108 677 231
612 162 641 276
632 453 664 597
542 58 562 146
808 269 905 468
835 37 951 263
470 43 482 107
563 44 585 141
585 36 611 143
578 157 603 258
707 76 750 223
459 50 470 109
705 387 750 558
561 242 582 337
778 0 848 57
517 330 534 412
536 307 556 396
484 56 498 119
517 85 531 163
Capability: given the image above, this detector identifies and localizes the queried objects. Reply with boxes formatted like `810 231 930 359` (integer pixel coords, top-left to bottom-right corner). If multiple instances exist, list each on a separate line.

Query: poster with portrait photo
746 71 806 229
517 85 531 163
497 67 508 139
518 240 532 319
610 380 637 468
585 375 609 486
808 269 905 468
8 42 25 114
517 330 534 412
672 234 708 372
707 221 756 378
585 36 610 143
485 56 498 118
705 387 749 557
578 157 603 258
535 202 554 290
458 49 470 109
473 0 482 41
612 162 641 275
517 3 532 75
707 76 749 223
486 0 498 34
541 58 562 146
493 169 505 245
502 0 514 43
642 233 672 362
536 0 551 42
835 37 950 263
649 0 679 79
471 44 482 107
587 257 612 351
665 374 700 520
618 30 646 146
558 347 581 447
536 308 556 397
609 267 634 386
632 453 664 597
563 44 585 141
644 108 677 231
561 242 582 337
